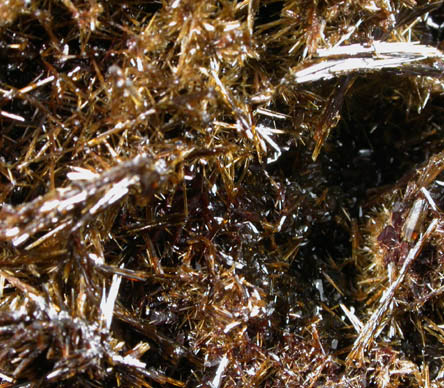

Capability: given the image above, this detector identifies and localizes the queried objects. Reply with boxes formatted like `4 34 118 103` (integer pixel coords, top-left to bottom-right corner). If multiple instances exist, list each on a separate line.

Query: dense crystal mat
1 0 444 387
0 0 28 27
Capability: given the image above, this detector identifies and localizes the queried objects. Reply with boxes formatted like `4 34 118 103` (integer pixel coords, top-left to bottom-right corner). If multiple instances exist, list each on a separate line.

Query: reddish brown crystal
1 0 444 387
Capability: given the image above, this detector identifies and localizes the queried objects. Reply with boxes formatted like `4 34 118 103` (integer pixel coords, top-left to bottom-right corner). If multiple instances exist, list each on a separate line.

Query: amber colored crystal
1 0 444 387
